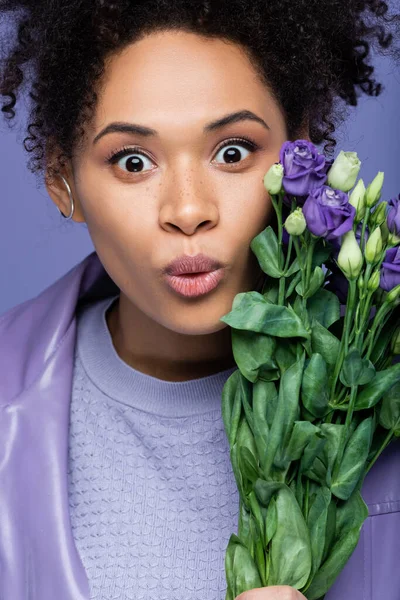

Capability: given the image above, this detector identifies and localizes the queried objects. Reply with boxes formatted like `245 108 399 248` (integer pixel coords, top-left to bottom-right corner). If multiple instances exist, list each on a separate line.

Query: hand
235 586 307 600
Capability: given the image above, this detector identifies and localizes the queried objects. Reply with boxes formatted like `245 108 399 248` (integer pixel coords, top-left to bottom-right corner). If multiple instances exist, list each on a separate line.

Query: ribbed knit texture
67 294 240 600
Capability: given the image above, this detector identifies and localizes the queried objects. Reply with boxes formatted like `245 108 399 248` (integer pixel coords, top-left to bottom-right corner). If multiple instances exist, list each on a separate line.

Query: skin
46 29 309 386
45 30 310 599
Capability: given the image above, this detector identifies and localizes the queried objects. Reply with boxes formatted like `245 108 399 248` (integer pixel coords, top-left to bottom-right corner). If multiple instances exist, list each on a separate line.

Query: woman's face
47 29 303 378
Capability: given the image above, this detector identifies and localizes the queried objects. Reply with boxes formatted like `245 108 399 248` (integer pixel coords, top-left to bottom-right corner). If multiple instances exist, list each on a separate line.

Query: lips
164 253 224 276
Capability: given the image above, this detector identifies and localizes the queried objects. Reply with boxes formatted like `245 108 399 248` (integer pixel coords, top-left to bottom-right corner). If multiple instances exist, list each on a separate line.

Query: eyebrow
92 109 270 145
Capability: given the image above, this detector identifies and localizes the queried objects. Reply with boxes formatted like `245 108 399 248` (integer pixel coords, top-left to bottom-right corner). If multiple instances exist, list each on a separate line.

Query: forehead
93 30 282 132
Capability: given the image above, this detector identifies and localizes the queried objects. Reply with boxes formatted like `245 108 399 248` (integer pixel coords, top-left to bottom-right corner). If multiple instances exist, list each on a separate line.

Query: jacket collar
0 251 118 599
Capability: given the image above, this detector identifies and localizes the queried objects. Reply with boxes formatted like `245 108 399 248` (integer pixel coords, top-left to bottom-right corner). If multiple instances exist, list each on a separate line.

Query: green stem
283 236 293 273
365 422 399 475
330 279 357 403
271 191 285 271
305 235 317 291
292 236 307 309
278 277 286 305
363 302 393 359
332 384 358 482
360 207 370 254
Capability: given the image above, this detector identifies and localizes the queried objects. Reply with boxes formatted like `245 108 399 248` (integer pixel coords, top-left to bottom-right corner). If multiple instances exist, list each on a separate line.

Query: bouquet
219 140 400 600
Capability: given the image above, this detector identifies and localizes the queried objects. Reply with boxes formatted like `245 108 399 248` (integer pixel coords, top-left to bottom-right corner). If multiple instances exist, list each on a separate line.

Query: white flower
263 162 284 195
365 226 383 264
337 230 363 279
348 179 366 221
284 208 307 236
327 150 361 192
365 172 384 208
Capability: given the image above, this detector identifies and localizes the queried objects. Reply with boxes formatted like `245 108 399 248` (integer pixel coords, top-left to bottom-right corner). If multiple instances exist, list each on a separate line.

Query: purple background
0 47 399 317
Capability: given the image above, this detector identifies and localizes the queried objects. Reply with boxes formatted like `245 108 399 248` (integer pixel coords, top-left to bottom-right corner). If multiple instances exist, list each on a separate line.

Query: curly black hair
0 0 399 186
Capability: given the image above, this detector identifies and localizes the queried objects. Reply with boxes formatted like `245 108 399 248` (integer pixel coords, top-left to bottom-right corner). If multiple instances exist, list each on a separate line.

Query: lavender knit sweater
67 294 239 600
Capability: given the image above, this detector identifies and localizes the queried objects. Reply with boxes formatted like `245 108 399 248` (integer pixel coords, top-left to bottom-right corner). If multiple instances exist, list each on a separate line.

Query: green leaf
369 318 396 365
281 421 321 465
275 339 298 373
249 490 265 542
355 362 400 410
252 380 277 427
263 353 305 477
321 498 337 565
221 369 241 448
220 291 310 339
339 347 376 387
285 257 301 278
268 486 312 589
230 537 263 595
231 329 277 383
301 353 330 418
254 479 286 508
230 443 246 502
296 266 325 299
307 487 332 580
307 289 341 329
331 417 373 500
379 380 400 434
265 495 278 545
310 319 340 366
306 490 368 600
285 271 303 299
250 226 283 278
240 446 260 486
238 373 254 433
225 534 239 599
312 241 333 269
263 282 279 304
251 381 278 466
300 433 327 475
319 423 345 487
237 415 258 463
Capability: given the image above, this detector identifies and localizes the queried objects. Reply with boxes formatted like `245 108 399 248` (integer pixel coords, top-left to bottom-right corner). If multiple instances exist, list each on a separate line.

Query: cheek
232 186 273 239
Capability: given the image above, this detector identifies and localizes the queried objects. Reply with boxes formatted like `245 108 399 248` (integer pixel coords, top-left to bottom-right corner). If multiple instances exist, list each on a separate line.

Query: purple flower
380 247 400 292
387 194 400 236
303 186 356 240
279 140 329 198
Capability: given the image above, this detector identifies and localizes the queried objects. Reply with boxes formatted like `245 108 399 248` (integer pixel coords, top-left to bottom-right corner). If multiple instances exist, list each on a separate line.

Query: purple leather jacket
0 250 399 600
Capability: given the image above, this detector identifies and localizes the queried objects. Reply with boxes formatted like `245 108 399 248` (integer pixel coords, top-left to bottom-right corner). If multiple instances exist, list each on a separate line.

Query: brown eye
213 137 259 165
106 146 155 173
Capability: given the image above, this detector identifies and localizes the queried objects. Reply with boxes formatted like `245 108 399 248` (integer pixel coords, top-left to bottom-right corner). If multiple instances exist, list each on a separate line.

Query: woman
0 1 399 599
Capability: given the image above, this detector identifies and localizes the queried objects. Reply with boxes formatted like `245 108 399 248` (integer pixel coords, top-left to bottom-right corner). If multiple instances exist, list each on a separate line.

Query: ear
44 159 86 223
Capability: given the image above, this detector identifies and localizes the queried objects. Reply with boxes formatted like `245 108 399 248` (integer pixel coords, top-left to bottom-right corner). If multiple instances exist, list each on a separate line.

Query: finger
236 585 307 600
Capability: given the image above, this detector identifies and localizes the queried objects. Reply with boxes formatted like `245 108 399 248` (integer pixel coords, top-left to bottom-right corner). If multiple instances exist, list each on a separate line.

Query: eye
212 137 260 165
105 145 155 174
105 136 260 174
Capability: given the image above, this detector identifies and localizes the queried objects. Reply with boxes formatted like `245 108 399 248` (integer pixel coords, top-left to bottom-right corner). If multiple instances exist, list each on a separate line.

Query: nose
158 165 220 236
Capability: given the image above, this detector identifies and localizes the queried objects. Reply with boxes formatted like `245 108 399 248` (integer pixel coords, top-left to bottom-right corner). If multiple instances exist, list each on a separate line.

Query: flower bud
263 162 283 195
357 273 365 291
370 201 387 228
327 150 361 192
391 326 400 355
367 270 380 292
284 207 307 236
388 231 400 246
365 226 383 264
348 178 366 221
386 283 400 304
365 172 384 208
337 229 363 279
